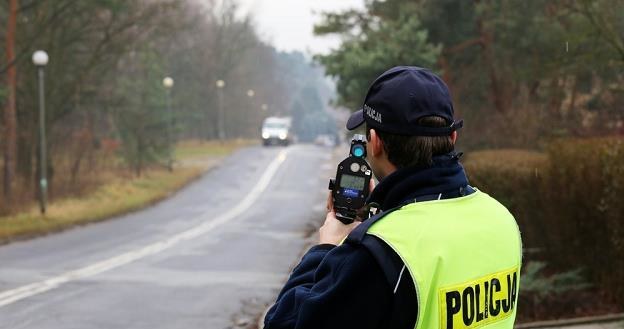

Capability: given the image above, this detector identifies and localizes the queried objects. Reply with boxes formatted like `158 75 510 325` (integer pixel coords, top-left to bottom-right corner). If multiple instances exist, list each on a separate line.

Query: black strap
345 205 403 245
360 235 403 289
410 120 464 136
410 184 476 203
361 235 411 329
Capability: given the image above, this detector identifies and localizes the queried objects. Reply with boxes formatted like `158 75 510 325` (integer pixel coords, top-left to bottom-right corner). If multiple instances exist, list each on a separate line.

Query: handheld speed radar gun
328 135 373 224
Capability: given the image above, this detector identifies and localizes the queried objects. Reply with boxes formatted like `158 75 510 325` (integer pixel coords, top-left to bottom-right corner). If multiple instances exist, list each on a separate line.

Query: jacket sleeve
264 243 392 329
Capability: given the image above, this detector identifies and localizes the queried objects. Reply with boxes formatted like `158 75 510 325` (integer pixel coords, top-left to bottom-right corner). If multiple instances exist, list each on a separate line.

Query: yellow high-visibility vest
367 190 522 329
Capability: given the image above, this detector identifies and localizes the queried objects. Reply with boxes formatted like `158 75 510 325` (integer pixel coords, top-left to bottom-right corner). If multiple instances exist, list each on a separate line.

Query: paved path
0 144 335 329
563 322 623 329
533 320 624 329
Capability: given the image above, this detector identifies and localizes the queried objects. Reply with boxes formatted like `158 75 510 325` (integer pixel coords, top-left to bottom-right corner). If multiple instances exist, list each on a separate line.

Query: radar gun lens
352 145 365 158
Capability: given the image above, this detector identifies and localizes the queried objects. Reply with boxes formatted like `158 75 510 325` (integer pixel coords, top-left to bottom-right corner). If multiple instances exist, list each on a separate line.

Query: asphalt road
0 144 335 329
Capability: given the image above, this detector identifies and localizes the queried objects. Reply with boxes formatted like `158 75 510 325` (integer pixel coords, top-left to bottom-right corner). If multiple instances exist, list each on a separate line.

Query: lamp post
32 50 48 214
261 104 269 120
216 80 225 140
246 89 255 136
163 77 174 171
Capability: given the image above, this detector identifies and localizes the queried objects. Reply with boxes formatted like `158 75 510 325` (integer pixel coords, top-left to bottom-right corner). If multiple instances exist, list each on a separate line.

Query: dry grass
175 138 256 160
0 139 254 243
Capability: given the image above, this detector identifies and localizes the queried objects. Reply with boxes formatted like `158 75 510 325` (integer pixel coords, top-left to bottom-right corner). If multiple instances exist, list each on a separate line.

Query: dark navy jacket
264 152 471 329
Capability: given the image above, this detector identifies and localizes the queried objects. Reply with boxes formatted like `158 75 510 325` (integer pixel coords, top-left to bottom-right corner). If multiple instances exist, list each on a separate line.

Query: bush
463 150 548 250
543 138 624 306
518 261 591 321
463 137 624 310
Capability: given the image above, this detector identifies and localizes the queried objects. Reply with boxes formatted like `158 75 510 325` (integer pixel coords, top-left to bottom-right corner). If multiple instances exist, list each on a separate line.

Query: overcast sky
236 0 365 54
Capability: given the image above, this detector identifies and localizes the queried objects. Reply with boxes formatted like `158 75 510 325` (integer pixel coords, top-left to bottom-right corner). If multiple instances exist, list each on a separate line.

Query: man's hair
366 116 454 168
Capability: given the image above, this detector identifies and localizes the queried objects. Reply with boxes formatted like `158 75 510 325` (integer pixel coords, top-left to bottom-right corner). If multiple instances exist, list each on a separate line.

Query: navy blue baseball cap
346 66 463 136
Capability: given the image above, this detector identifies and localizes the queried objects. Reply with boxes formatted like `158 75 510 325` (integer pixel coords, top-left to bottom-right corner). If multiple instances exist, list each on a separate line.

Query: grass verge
0 139 255 244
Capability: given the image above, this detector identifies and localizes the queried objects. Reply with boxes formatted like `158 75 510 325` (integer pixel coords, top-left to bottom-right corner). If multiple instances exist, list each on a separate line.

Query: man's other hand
319 209 360 245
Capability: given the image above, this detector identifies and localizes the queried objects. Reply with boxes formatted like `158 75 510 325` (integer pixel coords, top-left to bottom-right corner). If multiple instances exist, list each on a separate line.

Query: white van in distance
261 117 292 146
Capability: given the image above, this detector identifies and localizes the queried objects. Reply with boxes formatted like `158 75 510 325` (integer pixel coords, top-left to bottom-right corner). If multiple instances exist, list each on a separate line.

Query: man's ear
369 129 384 157
450 131 458 144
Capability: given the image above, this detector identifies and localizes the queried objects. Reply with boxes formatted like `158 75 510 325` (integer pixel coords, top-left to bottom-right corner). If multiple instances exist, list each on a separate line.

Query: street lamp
32 50 49 214
246 90 256 136
163 77 174 172
216 79 226 140
163 77 174 89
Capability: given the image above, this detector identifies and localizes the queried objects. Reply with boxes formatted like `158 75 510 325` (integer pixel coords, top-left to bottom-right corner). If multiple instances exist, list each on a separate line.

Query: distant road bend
0 144 332 329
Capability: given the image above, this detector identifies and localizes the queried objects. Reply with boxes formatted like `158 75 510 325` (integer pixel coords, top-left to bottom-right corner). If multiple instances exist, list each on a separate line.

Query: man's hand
319 210 360 245
319 179 376 245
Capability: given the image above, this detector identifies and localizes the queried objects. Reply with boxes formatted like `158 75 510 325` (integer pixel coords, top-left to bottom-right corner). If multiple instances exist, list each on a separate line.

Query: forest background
0 0 335 215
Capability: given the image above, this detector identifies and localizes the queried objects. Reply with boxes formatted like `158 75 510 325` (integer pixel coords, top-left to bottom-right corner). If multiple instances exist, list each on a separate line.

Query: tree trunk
567 77 578 120
70 133 89 185
437 56 453 91
3 0 19 205
473 0 508 114
136 137 142 177
478 21 506 114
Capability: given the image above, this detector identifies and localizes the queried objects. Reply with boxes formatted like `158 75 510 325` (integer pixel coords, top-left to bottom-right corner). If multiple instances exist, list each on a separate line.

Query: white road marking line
0 150 289 308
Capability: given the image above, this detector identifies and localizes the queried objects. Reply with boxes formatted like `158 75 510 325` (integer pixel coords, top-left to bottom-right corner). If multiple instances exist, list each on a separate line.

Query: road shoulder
0 140 253 245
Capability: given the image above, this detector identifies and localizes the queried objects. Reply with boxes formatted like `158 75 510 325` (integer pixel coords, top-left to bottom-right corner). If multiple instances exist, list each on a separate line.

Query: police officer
264 66 522 329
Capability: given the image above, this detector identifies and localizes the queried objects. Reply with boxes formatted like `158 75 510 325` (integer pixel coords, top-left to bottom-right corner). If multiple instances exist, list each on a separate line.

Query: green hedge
463 150 548 250
463 138 624 307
